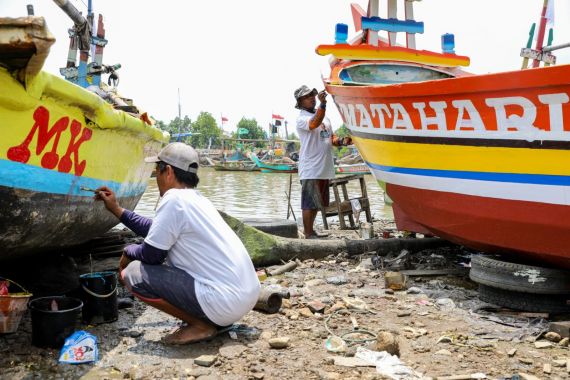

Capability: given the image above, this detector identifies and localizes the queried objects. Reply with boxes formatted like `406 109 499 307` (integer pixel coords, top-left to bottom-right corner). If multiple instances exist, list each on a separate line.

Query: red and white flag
272 114 284 126
221 116 229 124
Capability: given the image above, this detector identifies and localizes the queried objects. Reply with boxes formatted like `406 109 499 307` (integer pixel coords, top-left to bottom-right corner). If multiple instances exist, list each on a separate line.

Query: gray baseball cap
294 85 318 107
145 142 199 173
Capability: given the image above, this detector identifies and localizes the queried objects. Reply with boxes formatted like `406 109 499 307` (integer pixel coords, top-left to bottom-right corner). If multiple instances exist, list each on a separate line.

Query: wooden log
269 261 298 276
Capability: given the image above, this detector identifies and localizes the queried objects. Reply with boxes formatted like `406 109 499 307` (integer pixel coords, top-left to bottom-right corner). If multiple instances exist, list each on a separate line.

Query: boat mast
532 0 549 68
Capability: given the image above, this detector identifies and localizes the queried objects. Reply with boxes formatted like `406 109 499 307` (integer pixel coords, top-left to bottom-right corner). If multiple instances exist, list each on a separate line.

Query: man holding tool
294 85 352 239
95 142 260 344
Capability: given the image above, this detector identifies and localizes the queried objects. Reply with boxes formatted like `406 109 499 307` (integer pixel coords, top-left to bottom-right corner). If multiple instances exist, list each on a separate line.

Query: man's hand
95 186 124 218
317 90 328 104
119 253 132 273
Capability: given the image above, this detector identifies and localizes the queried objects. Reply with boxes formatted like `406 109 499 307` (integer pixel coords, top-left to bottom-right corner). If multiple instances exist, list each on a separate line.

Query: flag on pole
272 114 284 126
221 116 228 124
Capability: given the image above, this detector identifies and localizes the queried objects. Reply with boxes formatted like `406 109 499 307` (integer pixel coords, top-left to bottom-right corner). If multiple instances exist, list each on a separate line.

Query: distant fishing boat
317 0 570 268
0 1 168 259
213 160 258 172
249 154 298 174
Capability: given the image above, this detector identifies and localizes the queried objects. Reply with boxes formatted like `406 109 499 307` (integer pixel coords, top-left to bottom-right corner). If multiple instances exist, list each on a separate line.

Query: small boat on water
213 161 258 172
318 0 570 268
0 1 168 259
249 153 298 174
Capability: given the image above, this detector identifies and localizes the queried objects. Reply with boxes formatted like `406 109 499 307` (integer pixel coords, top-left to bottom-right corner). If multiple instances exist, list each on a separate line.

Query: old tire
241 218 299 238
478 285 570 313
470 255 570 294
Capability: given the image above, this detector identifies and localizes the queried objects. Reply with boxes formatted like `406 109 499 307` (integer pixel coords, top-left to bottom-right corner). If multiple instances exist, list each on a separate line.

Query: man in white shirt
294 85 352 238
95 143 260 344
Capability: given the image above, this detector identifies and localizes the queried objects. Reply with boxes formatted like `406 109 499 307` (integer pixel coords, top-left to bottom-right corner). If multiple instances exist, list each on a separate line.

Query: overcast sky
4 0 570 136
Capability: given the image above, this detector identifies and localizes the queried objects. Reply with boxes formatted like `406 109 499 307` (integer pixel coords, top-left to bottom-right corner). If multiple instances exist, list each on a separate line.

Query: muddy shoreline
1 224 569 380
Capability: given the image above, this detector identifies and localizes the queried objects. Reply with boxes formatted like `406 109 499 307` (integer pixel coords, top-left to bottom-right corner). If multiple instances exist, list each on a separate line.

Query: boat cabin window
339 64 452 85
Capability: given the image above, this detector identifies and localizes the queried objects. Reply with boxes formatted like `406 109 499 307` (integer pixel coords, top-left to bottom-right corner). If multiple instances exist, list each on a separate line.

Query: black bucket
79 271 118 324
29 296 83 348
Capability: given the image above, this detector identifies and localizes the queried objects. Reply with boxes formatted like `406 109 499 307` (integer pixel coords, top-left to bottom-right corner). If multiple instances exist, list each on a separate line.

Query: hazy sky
4 0 570 136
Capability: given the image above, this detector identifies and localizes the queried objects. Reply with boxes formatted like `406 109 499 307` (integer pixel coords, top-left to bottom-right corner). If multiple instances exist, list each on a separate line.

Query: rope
81 284 117 298
324 309 377 344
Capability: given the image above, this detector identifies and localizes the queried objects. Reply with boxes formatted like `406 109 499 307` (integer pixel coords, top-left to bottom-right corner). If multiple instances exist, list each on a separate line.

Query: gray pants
122 261 219 326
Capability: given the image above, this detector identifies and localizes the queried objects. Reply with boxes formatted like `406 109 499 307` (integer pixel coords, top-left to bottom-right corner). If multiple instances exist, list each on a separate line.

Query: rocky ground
1 224 570 380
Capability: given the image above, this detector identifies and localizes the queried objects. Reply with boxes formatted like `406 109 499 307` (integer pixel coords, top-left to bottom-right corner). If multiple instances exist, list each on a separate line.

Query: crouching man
95 142 260 344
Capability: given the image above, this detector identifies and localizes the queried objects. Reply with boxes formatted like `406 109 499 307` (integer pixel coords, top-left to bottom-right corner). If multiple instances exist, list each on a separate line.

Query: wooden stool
320 174 373 230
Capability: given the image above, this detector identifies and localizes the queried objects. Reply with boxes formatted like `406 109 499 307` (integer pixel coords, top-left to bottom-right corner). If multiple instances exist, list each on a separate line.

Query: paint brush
80 186 100 193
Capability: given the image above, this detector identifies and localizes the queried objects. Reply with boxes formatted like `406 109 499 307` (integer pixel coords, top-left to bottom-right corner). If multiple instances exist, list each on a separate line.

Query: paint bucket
0 278 32 334
79 271 118 324
29 296 83 348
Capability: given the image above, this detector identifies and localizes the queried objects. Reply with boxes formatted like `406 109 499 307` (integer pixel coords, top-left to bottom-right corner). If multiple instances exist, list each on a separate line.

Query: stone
543 363 552 374
560 337 570 347
327 276 348 285
552 359 566 367
281 299 292 309
318 370 341 380
268 337 290 349
299 307 314 318
518 373 541 380
406 287 422 294
194 355 217 367
545 331 562 342
307 300 327 314
305 279 326 287
518 358 534 365
327 302 346 314
435 349 452 356
384 289 394 295
534 341 553 349
375 331 400 356
186 367 211 377
397 311 411 317
507 348 517 357
549 321 570 338
219 343 247 359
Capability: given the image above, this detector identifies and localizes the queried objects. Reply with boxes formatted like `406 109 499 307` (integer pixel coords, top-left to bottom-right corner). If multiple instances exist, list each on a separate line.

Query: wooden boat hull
0 67 168 259
213 161 258 172
326 64 570 268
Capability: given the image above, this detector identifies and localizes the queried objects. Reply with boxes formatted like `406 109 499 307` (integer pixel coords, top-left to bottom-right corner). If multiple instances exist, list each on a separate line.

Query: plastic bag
58 331 98 364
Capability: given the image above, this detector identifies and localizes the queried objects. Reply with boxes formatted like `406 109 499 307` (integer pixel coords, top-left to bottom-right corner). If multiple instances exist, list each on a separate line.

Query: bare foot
162 324 217 345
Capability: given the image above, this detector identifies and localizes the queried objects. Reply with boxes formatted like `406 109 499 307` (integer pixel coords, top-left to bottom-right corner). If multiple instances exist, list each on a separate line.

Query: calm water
134 168 393 225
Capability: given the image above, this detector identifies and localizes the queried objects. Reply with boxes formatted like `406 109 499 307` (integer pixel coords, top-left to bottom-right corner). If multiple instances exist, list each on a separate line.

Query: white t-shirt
296 109 335 180
144 188 260 326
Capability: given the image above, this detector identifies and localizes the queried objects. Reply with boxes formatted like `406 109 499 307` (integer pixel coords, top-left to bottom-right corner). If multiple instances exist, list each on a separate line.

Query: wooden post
387 0 398 46
404 0 416 49
367 0 379 46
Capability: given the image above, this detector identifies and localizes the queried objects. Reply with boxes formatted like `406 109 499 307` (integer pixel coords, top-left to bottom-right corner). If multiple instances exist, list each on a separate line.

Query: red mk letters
7 106 92 176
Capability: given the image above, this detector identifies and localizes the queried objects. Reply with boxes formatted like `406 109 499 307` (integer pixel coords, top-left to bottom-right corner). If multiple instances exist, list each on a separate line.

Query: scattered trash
384 272 407 291
324 335 348 353
58 330 98 364
254 288 283 314
354 346 422 379
435 298 456 311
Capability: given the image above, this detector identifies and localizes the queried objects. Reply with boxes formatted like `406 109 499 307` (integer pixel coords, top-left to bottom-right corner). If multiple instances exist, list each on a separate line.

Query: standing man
295 85 351 239
95 142 260 344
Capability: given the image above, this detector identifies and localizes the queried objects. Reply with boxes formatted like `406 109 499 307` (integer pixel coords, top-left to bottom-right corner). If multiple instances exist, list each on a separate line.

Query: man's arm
308 91 328 130
123 242 168 265
120 209 152 237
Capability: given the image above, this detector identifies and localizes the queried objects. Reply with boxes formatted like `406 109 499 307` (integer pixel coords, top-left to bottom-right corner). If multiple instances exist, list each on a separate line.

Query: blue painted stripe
366 162 570 186
0 159 147 197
